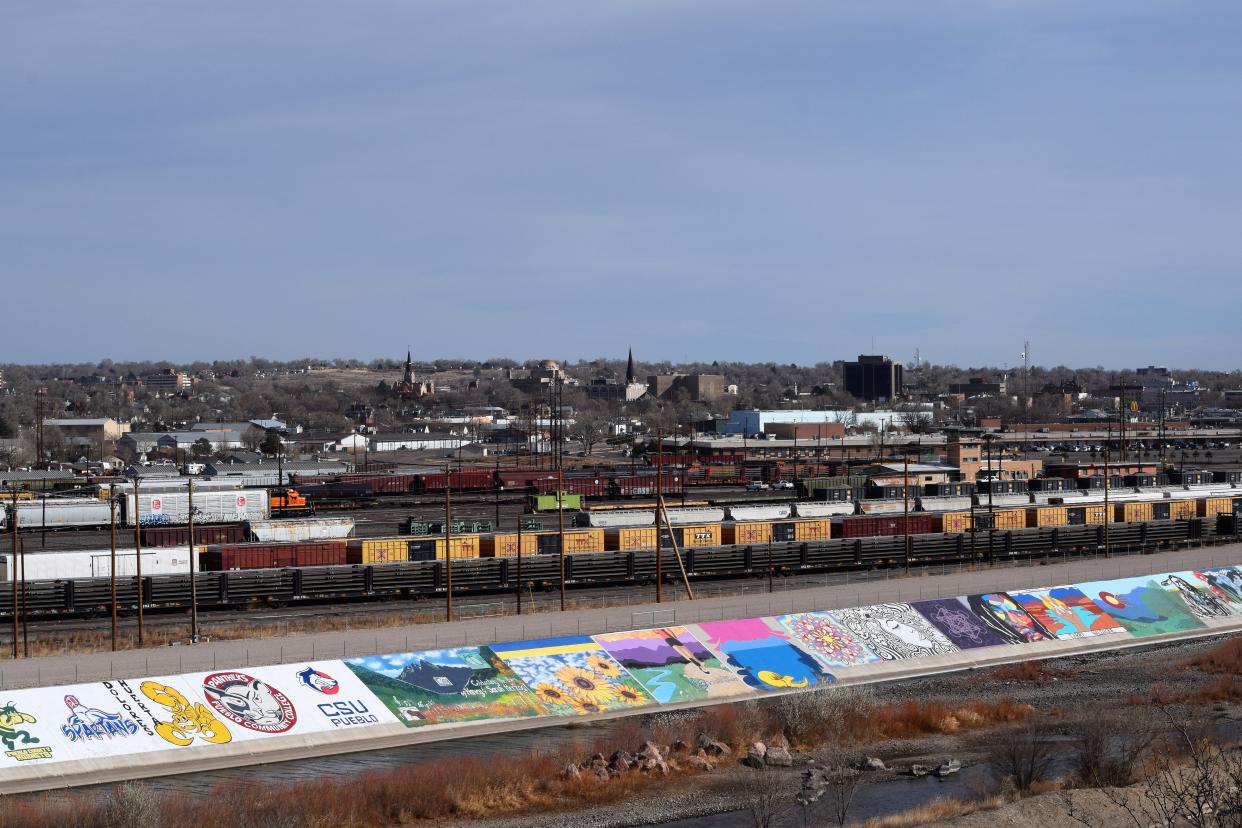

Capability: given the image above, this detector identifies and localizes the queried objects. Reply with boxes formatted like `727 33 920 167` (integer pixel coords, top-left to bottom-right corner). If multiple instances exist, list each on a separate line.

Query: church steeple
625 348 635 385
402 349 414 385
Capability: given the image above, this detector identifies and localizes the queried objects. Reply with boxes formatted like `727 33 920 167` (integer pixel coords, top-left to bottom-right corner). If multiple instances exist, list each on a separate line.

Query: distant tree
191 438 214 459
570 409 608 456
259 429 284 456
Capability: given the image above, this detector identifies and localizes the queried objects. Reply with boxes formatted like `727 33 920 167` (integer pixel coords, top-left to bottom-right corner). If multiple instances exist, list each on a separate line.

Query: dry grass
858 793 1010 827
844 697 1034 741
971 660 1067 683
1184 635 1242 674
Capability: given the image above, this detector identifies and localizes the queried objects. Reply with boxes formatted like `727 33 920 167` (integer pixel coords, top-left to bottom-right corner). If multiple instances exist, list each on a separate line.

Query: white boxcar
125 489 270 526
12 498 113 528
793 502 856 518
107 478 244 495
246 517 355 543
0 546 201 581
663 506 727 525
584 510 657 528
726 504 793 522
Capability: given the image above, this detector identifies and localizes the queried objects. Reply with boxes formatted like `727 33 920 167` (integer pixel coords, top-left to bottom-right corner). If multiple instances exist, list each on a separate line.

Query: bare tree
569 408 608 456
739 767 795 828
989 723 1057 794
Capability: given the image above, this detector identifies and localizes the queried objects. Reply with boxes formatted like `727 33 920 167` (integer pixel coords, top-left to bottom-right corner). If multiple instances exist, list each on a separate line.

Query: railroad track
0 518 1230 621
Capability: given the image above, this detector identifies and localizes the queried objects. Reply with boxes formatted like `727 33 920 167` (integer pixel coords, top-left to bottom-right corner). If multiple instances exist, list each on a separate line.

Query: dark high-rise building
843 354 903 402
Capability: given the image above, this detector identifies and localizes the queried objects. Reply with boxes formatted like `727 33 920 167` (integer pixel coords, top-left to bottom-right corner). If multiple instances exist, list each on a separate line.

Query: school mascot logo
0 701 51 761
202 672 297 734
296 667 340 696
59 695 139 742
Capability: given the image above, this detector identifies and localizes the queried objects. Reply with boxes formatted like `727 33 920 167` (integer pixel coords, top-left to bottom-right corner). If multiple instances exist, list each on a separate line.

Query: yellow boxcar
1168 500 1197 520
673 524 722 548
346 537 407 564
1084 504 1109 525
479 533 539 557
992 508 1026 530
934 511 973 533
514 528 606 555
723 521 772 545
1027 506 1068 528
1198 497 1234 518
791 518 831 542
348 535 480 563
1115 501 1154 522
604 527 659 552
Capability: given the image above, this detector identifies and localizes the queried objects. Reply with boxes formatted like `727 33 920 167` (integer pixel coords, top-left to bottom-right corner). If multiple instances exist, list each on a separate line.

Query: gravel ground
452 632 1242 828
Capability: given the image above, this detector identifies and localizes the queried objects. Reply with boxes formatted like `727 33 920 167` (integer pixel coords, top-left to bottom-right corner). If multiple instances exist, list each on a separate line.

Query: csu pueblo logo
296 667 339 695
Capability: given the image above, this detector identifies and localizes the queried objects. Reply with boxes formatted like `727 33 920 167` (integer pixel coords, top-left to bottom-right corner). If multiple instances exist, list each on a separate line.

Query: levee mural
1 564 1240 788
345 647 546 727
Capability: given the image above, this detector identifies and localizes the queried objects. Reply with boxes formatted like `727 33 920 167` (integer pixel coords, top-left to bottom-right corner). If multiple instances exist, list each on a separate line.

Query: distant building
944 431 1042 483
646 373 727 402
584 349 648 401
45 417 131 444
394 351 434 398
143 369 191 393
843 355 903 402
511 359 573 394
947 377 1005 398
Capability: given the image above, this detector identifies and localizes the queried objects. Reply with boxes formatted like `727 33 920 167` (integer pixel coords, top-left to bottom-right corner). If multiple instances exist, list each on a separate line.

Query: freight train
0 490 271 530
1 516 1233 619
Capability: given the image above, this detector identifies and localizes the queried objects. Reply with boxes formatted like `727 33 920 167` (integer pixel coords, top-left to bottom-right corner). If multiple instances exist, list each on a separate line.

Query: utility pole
109 484 118 652
444 461 453 622
515 514 523 616
134 477 144 646
35 387 46 470
985 433 995 566
10 488 18 659
188 478 199 643
1103 434 1111 559
903 451 911 574
655 431 663 604
557 463 566 612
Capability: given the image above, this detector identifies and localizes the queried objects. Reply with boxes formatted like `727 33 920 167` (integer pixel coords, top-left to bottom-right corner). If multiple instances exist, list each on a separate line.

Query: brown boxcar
142 523 246 548
833 514 935 538
1026 507 1068 528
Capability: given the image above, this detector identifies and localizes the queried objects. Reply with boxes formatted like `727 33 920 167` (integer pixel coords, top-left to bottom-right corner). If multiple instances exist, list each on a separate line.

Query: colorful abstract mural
776 612 880 668
689 617 832 690
344 647 546 727
489 636 654 715
1185 567 1242 612
1079 576 1207 637
593 627 748 703
828 603 958 661
911 598 1006 649
964 592 1058 645
1007 586 1126 640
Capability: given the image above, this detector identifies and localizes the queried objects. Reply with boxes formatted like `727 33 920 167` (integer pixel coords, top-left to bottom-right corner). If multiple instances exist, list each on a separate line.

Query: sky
4 1 1242 369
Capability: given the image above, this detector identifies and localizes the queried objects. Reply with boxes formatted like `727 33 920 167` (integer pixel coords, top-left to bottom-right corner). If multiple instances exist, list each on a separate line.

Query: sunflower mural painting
488 637 654 717
688 617 832 691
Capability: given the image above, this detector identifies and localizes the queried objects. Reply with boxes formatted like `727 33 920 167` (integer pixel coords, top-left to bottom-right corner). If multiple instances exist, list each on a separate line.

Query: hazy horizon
6 2 1242 368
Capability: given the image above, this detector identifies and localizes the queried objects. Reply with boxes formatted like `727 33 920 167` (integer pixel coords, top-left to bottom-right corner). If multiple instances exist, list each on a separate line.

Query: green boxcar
531 492 583 512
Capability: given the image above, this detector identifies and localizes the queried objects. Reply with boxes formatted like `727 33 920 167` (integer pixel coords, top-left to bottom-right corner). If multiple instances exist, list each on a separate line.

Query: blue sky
4 2 1241 368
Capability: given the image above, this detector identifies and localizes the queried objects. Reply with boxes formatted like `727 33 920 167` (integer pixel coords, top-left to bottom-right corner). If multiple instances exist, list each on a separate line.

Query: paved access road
2 543 1239 691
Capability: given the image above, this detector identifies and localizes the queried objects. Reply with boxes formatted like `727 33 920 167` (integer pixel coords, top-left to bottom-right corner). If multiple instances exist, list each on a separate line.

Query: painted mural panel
345 647 546 727
828 603 958 661
911 598 1006 649
1078 576 1207 637
1189 567 1242 610
963 593 1057 645
689 617 833 690
593 627 749 703
1163 571 1239 619
490 636 655 716
777 612 880 668
1007 586 1126 640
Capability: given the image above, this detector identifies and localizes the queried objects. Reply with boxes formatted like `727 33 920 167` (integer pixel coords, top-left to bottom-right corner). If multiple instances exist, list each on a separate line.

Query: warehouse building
44 418 131 444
